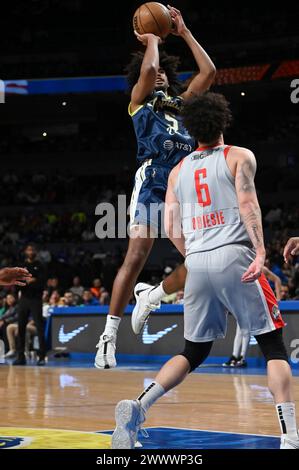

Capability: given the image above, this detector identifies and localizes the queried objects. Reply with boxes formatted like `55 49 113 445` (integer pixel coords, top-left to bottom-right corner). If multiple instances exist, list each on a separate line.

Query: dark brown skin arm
167 5 216 99
130 32 161 112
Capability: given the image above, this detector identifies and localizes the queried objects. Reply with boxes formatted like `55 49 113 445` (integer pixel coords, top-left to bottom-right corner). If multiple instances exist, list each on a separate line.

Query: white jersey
174 145 251 255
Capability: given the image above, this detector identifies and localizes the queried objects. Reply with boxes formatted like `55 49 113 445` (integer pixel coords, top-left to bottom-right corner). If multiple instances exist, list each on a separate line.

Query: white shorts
184 244 285 342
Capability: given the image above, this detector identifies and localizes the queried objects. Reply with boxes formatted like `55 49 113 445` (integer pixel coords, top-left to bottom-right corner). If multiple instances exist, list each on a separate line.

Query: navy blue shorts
130 160 171 233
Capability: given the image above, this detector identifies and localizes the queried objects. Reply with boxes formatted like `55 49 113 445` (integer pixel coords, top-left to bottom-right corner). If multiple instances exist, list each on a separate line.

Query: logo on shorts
271 305 280 320
163 140 174 150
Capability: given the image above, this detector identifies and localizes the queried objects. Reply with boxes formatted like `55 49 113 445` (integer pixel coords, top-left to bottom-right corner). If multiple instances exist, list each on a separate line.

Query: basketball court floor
1 359 299 449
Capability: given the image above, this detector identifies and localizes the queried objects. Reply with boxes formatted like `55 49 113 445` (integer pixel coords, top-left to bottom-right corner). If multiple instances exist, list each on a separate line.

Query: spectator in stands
0 294 18 350
5 320 36 359
81 290 99 306
90 278 110 305
38 246 52 264
0 295 6 318
70 276 84 298
60 291 75 307
49 290 61 306
46 277 60 296
42 290 50 317
281 285 290 300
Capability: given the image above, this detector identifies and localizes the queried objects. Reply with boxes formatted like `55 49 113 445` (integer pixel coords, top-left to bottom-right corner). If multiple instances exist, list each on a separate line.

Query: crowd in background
1 1 297 79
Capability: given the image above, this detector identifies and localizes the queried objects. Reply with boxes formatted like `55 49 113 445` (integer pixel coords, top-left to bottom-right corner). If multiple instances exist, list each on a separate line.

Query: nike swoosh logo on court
58 324 89 344
142 324 178 345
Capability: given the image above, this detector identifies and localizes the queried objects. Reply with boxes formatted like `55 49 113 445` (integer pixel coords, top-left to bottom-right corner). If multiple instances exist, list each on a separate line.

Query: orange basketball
133 2 173 39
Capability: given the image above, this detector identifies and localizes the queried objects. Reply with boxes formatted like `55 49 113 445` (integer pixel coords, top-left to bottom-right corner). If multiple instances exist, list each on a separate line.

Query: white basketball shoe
280 433 299 449
131 283 161 335
94 333 117 369
112 400 146 449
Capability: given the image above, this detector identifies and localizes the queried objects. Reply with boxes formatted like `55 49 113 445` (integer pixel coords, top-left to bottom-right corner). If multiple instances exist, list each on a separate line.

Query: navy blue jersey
129 90 196 168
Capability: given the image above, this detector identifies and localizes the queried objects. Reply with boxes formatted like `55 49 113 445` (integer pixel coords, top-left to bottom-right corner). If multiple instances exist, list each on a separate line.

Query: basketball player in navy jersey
95 5 216 368
112 92 299 449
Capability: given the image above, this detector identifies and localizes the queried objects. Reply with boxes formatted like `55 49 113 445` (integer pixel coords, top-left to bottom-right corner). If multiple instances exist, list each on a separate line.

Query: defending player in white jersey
111 92 299 449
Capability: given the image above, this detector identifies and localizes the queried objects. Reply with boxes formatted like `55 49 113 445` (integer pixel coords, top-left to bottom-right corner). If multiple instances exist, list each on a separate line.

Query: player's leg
13 298 29 365
236 330 250 366
223 321 242 367
4 323 17 358
255 329 299 449
219 244 298 448
30 298 46 365
95 225 155 369
132 262 187 334
112 340 213 449
112 252 219 449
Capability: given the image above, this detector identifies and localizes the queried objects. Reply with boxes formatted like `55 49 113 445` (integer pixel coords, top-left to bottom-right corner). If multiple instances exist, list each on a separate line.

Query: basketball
133 2 173 39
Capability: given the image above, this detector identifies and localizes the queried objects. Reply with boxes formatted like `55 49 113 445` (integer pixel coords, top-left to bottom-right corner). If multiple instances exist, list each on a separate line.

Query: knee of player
180 339 213 372
123 250 148 269
255 329 289 363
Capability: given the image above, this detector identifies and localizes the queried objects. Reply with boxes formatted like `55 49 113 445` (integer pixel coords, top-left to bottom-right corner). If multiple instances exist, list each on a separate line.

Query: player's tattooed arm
235 149 266 282
236 151 264 252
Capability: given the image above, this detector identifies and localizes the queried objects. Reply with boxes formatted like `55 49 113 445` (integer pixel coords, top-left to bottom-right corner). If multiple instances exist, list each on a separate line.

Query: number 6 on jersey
194 168 211 207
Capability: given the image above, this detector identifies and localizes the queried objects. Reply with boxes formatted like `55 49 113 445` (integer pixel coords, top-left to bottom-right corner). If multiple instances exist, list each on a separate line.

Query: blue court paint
28 357 299 376
100 427 280 449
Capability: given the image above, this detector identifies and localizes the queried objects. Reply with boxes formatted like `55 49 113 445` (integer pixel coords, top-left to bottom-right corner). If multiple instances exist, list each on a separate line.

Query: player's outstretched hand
134 30 162 46
167 5 188 36
0 267 32 286
283 237 299 263
241 255 265 283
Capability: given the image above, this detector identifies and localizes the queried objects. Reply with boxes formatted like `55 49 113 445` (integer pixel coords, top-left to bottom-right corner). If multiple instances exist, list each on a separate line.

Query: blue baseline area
43 355 299 375
48 301 299 371
5 72 192 96
100 427 279 449
49 301 299 315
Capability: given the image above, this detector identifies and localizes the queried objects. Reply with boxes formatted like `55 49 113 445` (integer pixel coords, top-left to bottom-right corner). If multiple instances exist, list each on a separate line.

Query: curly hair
125 50 183 97
181 92 232 144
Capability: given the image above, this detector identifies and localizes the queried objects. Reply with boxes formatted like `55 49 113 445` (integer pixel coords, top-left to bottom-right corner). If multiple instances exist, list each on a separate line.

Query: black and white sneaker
222 355 238 367
235 356 247 367
94 333 117 369
131 283 161 335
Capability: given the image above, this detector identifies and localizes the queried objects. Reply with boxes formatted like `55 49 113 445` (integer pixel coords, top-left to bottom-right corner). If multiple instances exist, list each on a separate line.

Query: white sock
232 324 242 358
137 381 165 412
276 402 298 439
241 334 250 358
104 315 121 336
148 282 166 304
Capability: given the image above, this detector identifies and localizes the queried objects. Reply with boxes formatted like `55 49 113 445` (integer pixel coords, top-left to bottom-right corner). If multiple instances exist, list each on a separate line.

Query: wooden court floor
1 364 298 438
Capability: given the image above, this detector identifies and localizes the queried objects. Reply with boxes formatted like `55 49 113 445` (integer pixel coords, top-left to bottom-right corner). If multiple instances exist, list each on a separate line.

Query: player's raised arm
130 32 161 111
234 148 266 282
164 165 186 257
167 5 216 99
